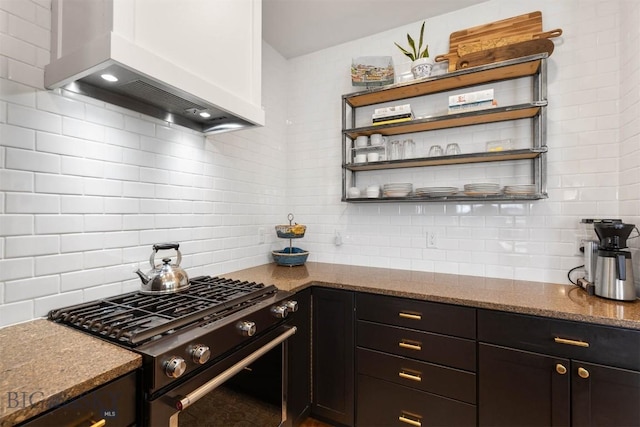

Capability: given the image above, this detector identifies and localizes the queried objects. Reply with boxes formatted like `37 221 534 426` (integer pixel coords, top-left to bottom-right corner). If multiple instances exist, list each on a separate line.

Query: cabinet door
288 288 312 427
312 288 355 426
478 343 570 427
571 360 640 427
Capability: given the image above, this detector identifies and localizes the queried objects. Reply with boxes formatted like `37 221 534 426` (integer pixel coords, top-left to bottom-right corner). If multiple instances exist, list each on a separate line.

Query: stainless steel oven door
147 325 297 427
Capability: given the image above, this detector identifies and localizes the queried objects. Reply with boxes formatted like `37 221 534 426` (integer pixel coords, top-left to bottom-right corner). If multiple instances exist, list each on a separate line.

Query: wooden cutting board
456 38 555 70
457 29 562 57
435 11 543 71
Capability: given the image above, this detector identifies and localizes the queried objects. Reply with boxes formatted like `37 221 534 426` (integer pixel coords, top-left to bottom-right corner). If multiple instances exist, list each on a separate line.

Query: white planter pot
411 57 434 79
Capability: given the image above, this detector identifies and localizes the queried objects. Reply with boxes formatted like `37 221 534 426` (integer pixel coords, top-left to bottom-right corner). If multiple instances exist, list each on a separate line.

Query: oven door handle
175 326 297 411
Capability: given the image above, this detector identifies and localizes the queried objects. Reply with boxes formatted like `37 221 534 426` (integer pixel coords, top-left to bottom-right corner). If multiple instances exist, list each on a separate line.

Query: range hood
45 0 265 135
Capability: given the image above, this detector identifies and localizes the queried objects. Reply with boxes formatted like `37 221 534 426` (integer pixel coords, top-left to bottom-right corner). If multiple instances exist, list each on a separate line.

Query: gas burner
48 276 279 347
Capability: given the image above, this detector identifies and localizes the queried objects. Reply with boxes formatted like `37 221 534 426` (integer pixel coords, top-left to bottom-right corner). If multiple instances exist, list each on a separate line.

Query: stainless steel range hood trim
45 32 265 135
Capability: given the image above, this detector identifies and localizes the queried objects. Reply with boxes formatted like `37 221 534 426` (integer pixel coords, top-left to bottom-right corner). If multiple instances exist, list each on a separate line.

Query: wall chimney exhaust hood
45 0 265 135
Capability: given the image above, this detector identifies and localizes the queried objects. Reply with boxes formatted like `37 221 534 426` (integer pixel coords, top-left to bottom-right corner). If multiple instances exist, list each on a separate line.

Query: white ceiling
262 0 489 59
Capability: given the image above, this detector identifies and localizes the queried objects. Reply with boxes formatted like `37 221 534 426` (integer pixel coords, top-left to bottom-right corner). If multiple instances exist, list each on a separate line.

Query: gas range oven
48 276 299 427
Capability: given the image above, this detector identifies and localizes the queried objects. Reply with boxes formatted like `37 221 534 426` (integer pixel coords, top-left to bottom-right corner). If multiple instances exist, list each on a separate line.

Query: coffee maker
578 219 638 301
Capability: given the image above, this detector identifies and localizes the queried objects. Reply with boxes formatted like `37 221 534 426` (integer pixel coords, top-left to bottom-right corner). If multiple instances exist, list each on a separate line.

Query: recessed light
100 73 118 82
199 111 211 118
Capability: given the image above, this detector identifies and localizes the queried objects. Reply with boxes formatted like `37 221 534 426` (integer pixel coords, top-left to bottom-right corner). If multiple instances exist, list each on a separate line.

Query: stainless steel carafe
594 250 636 301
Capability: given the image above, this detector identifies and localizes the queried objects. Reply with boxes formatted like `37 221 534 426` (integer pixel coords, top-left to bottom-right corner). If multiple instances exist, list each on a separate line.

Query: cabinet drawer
478 309 640 371
22 371 137 427
357 374 476 427
357 347 476 404
356 292 476 339
357 320 476 371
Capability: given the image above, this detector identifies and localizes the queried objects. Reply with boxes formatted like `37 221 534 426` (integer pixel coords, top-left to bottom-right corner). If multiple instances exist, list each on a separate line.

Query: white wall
286 0 640 287
0 0 638 327
0 0 289 327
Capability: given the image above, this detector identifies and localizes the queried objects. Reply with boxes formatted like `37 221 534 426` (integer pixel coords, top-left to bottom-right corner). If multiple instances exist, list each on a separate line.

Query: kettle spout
134 269 150 285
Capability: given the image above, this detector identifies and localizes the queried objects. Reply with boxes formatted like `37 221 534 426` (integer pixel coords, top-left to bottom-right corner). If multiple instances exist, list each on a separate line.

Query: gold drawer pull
89 420 106 427
399 341 422 351
399 414 422 427
399 371 422 382
554 337 589 348
578 367 590 379
399 312 422 320
556 363 567 375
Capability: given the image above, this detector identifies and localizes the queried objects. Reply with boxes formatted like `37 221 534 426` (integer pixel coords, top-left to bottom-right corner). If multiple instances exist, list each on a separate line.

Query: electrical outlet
334 230 343 246
426 231 437 248
258 227 265 244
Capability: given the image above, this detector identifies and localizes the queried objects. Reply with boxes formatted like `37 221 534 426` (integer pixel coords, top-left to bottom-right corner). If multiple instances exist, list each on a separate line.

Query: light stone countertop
2 262 639 426
0 319 141 427
226 262 640 330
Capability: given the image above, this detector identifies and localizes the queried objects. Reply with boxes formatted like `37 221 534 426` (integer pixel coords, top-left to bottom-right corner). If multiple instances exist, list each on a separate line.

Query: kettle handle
615 253 627 281
149 243 182 268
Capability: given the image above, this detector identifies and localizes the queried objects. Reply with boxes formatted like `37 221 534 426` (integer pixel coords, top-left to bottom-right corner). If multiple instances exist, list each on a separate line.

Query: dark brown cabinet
312 287 355 426
289 288 312 426
478 309 640 427
356 292 477 427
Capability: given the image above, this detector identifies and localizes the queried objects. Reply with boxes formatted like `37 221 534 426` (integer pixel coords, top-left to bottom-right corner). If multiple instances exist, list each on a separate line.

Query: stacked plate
504 184 537 195
463 182 501 196
415 187 458 197
383 183 413 197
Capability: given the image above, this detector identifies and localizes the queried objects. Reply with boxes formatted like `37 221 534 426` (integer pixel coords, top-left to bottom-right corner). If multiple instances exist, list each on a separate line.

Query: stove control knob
271 304 288 319
284 300 298 313
237 321 256 337
164 356 187 378
189 345 211 365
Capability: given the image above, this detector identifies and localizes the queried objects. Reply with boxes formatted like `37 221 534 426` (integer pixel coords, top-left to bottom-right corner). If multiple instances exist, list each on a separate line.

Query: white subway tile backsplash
0 300 34 327
61 156 104 178
5 274 59 302
8 103 60 132
35 214 83 234
8 58 43 88
33 291 83 318
0 123 35 149
5 192 59 213
0 257 33 281
35 173 83 194
0 72 36 107
0 32 37 66
62 116 105 142
36 91 84 119
5 234 58 258
60 195 104 214
61 268 105 292
0 169 33 191
0 214 32 237
84 178 123 197
6 146 59 172
35 252 83 275
60 233 104 253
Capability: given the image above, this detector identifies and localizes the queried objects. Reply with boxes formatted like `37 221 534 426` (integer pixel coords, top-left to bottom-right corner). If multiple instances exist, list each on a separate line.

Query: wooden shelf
344 148 546 171
343 55 544 108
344 104 543 139
344 193 548 203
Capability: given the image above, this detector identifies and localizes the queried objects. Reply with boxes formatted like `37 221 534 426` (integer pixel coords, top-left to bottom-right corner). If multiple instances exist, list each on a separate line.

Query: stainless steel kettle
134 243 189 294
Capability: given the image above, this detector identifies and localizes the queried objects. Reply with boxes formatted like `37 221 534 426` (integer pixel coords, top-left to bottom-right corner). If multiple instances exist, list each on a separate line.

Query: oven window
178 346 283 427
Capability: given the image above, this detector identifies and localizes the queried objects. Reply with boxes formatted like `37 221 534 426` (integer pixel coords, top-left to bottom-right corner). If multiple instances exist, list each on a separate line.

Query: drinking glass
445 143 461 155
428 145 443 157
403 139 415 158
389 140 404 160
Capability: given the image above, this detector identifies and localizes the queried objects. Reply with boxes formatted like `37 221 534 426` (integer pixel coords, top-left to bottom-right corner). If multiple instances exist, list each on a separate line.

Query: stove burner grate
48 276 278 346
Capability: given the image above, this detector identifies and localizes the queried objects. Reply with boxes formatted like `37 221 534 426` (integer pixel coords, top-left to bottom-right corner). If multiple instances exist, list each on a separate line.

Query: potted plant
395 21 434 79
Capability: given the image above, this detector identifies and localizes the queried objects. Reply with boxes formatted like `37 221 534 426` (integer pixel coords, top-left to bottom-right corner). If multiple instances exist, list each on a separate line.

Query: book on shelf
372 116 413 125
449 89 494 107
373 103 412 117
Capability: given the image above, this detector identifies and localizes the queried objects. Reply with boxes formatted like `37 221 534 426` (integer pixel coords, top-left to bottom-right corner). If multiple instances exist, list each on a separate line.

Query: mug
355 135 369 148
367 152 380 162
370 134 388 146
354 153 367 163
